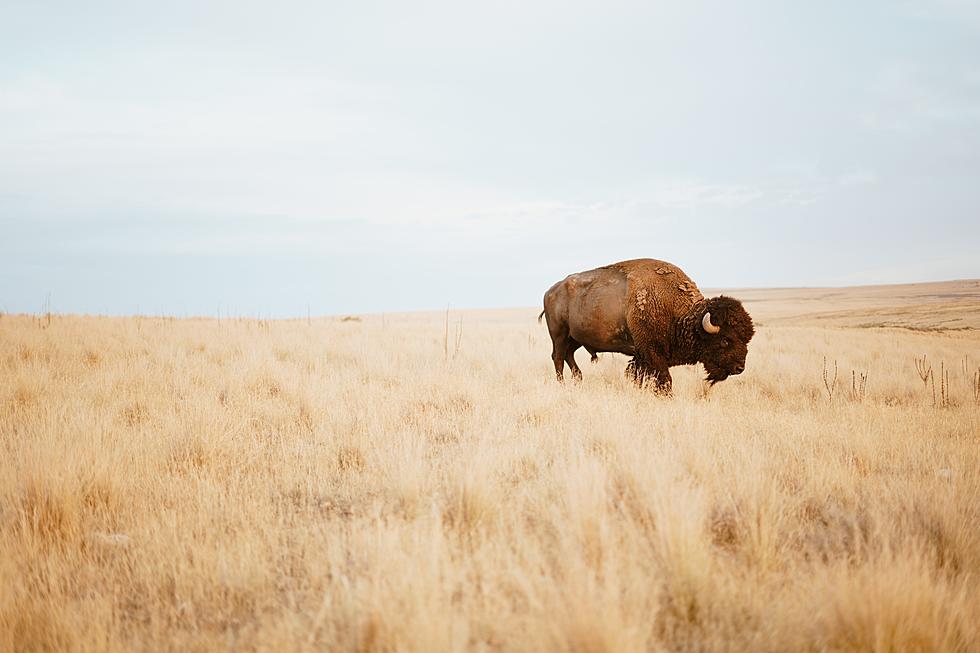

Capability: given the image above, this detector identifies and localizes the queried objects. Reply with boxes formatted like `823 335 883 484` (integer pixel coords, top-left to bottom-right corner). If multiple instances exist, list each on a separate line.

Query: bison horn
702 312 721 334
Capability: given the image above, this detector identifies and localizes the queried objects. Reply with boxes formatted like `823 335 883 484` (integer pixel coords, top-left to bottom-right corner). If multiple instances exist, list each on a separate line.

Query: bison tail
537 309 545 324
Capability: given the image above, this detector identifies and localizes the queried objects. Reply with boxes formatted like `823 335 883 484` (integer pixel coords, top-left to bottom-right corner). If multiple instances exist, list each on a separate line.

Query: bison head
698 296 755 384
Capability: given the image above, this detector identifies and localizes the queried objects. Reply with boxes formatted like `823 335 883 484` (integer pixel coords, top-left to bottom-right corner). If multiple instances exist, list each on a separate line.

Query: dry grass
1 303 979 652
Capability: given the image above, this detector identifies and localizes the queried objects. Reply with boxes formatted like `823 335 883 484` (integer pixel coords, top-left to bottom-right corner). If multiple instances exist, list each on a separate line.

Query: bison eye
722 339 730 347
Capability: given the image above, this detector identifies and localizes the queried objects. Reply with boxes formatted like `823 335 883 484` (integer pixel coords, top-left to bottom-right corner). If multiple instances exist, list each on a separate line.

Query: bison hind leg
551 344 566 382
565 339 584 381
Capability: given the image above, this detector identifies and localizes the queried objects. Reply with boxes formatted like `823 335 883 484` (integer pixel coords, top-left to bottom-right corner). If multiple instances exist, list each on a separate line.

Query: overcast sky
2 1 979 316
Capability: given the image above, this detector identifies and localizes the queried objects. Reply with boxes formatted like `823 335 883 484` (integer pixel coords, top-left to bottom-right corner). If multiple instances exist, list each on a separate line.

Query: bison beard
540 259 754 394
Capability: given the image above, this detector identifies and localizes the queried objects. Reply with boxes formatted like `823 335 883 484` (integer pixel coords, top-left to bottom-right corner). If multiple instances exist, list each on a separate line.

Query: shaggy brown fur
539 258 755 393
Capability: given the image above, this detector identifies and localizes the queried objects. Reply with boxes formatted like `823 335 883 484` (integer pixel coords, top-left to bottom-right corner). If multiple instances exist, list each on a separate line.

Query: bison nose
734 364 745 374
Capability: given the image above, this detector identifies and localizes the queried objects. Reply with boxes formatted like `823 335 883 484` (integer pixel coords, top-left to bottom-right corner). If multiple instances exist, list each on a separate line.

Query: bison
538 258 754 393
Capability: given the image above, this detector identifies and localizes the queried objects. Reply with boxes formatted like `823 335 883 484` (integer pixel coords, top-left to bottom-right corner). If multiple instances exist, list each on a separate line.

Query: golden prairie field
2 283 980 652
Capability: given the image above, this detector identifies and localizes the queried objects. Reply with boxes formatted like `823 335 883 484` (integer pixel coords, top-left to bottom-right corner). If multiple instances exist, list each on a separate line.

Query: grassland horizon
2 280 979 652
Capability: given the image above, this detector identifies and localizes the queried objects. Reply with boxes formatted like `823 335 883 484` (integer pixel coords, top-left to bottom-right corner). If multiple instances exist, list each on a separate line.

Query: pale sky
2 1 979 316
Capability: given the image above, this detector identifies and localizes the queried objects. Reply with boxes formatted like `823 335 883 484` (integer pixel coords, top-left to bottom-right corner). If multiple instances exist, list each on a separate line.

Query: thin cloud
1 2 977 314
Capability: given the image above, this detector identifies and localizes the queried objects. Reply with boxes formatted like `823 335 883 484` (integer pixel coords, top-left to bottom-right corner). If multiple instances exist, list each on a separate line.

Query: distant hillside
704 279 980 331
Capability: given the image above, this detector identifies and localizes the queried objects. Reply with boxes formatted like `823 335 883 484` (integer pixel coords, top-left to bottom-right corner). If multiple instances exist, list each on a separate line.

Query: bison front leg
651 366 672 396
625 357 644 385
626 355 672 396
